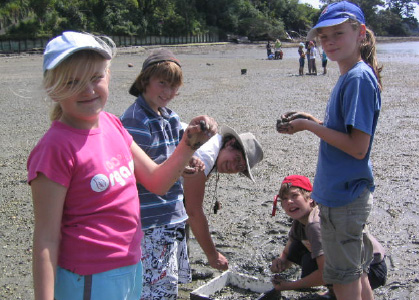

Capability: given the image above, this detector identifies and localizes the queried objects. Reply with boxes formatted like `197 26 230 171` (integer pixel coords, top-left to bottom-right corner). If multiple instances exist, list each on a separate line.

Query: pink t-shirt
27 112 143 275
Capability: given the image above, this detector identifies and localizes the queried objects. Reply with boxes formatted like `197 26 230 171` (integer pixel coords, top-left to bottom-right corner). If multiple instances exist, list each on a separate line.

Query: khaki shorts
319 188 374 285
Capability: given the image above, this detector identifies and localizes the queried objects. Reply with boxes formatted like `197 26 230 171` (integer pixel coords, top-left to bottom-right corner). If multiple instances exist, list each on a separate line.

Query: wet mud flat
0 42 418 299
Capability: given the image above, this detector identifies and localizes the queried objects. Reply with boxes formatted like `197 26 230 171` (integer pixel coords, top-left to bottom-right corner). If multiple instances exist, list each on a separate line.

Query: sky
299 0 419 20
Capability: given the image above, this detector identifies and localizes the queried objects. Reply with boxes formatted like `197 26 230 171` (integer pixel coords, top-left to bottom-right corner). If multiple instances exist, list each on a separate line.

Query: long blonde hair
349 19 383 90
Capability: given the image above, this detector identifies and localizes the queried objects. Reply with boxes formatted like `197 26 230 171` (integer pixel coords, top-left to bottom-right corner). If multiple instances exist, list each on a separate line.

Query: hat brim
129 80 140 97
44 46 112 72
219 125 254 182
306 18 348 40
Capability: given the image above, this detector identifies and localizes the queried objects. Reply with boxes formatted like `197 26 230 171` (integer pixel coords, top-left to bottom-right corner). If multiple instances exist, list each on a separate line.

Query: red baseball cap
281 175 312 192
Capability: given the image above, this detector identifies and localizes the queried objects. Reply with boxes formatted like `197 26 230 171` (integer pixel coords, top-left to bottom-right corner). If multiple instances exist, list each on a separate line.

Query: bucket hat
219 125 264 182
43 31 113 72
129 48 181 97
306 1 365 40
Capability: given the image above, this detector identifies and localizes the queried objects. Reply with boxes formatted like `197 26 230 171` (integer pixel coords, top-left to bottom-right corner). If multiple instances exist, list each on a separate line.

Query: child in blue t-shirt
277 2 383 299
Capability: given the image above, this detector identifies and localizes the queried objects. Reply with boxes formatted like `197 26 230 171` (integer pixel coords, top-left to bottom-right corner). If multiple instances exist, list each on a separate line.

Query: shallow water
377 41 419 56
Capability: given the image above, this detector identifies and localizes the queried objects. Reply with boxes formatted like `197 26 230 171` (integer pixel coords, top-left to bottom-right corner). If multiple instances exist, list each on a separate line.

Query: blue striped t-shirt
120 95 187 229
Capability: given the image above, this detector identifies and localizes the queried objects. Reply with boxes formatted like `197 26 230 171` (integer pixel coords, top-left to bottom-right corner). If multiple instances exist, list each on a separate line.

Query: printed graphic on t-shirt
90 159 135 192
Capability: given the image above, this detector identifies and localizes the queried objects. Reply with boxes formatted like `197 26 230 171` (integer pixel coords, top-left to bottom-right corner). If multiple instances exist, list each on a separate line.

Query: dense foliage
0 0 418 39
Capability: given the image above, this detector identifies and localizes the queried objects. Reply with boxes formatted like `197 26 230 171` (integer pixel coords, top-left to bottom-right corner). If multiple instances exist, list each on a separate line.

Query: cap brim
219 125 254 182
44 46 112 72
306 18 348 40
129 80 140 97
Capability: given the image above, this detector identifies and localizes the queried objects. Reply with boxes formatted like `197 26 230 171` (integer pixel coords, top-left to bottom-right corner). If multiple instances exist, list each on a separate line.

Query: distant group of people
27 1 386 300
266 39 284 60
267 37 328 76
298 40 328 76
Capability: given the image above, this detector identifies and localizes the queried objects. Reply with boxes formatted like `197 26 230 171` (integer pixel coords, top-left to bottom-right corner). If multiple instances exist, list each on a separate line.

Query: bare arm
184 172 228 271
278 118 370 160
132 115 217 195
31 174 66 300
131 138 195 195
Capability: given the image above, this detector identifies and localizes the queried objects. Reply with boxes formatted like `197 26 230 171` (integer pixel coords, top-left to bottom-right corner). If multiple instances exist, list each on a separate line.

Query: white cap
43 31 113 72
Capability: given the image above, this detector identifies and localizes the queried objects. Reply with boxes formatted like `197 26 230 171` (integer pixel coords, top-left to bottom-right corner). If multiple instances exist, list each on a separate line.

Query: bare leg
361 273 374 300
333 273 374 300
333 278 361 300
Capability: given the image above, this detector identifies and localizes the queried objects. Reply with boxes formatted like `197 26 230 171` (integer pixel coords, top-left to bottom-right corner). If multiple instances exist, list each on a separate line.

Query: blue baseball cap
306 1 365 40
43 31 113 72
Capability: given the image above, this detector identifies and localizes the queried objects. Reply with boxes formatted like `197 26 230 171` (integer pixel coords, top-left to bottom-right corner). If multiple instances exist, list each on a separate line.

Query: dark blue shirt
120 95 187 229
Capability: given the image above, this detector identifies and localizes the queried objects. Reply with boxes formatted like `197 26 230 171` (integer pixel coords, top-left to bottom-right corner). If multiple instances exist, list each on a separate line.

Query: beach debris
128 63 133 67
190 270 276 300
213 200 221 214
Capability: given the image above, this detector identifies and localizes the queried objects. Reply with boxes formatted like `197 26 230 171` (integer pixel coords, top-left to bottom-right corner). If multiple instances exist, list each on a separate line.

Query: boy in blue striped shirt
121 49 193 299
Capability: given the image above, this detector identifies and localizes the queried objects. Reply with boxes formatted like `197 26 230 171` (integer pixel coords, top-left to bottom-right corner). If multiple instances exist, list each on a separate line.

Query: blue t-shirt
312 61 381 207
120 96 187 229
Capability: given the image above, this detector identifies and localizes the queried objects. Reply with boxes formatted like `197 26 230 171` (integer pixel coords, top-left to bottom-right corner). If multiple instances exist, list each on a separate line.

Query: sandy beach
0 41 418 299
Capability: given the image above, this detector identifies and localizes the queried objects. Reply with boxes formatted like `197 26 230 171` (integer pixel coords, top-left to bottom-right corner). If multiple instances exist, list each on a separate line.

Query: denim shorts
54 261 142 300
299 57 305 67
319 188 374 285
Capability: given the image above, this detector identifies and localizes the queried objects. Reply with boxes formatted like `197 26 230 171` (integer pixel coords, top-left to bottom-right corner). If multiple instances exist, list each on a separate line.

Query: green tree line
0 0 418 40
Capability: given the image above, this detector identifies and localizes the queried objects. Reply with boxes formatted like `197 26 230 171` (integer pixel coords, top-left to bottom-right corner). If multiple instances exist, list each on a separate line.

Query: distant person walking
305 41 312 74
298 43 306 76
309 41 318 75
322 49 328 74
274 39 283 60
266 40 272 58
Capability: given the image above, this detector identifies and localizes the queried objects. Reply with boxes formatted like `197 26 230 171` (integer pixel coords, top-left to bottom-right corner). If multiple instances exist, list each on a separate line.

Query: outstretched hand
184 116 217 150
182 156 205 177
276 111 322 134
278 111 322 124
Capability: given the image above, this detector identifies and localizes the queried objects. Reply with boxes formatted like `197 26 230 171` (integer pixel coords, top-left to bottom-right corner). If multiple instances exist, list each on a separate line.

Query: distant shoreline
1 36 418 58
375 36 419 43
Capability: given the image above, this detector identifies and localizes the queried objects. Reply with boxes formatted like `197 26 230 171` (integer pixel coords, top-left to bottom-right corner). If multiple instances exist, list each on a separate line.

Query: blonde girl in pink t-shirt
27 31 216 300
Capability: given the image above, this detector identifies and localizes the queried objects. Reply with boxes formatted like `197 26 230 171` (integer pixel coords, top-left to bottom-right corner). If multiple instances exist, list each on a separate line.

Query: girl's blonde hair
43 33 116 121
44 51 111 121
131 61 183 95
349 19 383 89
